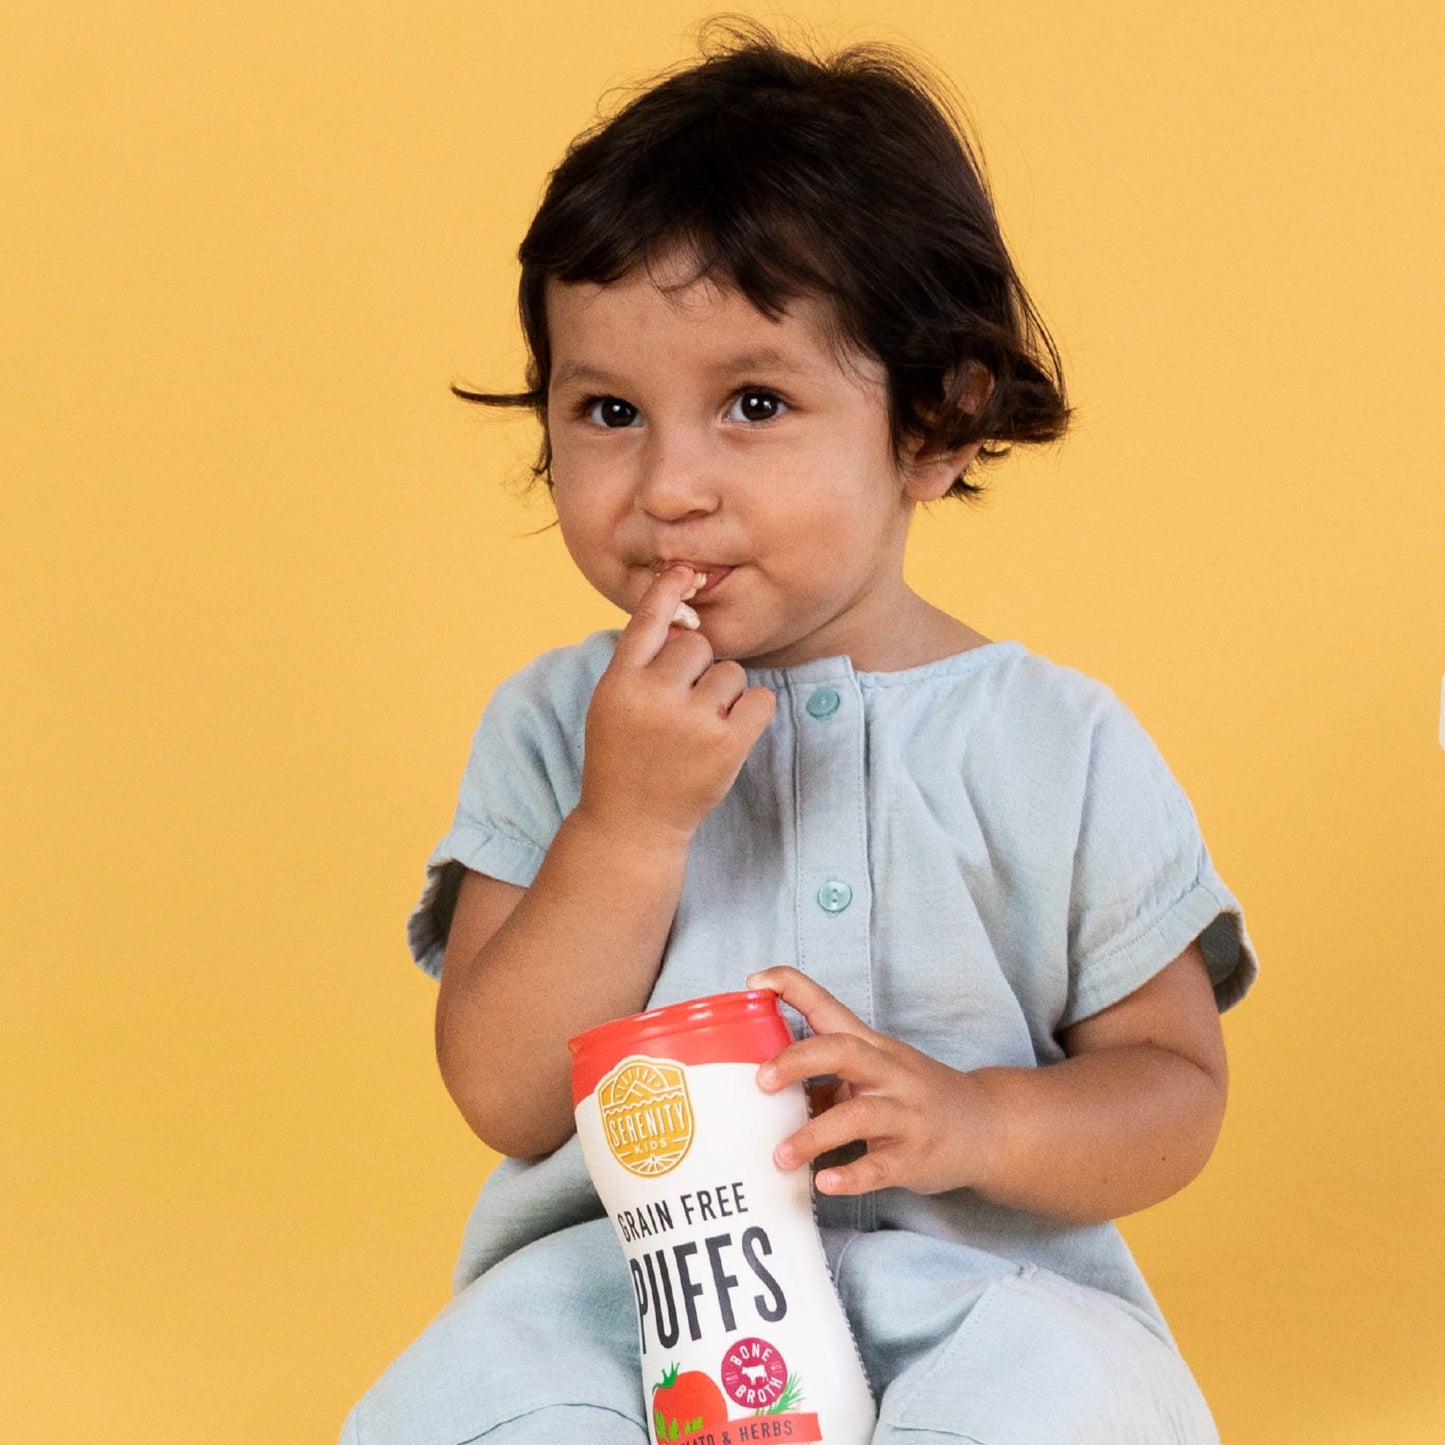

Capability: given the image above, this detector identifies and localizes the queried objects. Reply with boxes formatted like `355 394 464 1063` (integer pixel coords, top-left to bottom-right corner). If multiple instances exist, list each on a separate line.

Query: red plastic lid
569 990 791 1106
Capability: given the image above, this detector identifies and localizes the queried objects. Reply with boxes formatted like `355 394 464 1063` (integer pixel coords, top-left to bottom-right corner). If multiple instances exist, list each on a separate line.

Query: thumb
746 966 871 1040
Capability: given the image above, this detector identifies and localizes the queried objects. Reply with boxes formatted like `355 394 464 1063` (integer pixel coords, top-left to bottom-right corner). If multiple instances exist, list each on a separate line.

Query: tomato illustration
652 1363 728 1442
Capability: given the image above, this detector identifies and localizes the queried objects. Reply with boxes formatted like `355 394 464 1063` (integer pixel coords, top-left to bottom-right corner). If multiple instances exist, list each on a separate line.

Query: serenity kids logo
599 1057 696 1176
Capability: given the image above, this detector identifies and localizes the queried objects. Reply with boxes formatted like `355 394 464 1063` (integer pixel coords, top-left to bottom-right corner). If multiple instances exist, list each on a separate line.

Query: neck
849 591 991 672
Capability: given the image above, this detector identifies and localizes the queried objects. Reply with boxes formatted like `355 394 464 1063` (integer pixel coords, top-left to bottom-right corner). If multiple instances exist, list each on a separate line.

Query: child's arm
750 943 1227 1224
435 566 776 1160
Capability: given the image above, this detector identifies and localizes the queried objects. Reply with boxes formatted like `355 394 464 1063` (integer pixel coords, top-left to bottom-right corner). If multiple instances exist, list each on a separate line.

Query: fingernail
774 1141 796 1169
671 602 700 629
816 1169 840 1192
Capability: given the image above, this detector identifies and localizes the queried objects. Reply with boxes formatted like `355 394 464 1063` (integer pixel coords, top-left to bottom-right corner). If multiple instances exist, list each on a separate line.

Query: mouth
651 561 735 600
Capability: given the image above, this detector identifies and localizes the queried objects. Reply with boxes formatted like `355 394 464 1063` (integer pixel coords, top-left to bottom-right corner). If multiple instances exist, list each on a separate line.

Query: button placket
789 670 873 1231
790 672 873 1029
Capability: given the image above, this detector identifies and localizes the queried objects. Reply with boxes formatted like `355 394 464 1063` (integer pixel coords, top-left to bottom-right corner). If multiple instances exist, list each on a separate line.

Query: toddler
343 22 1258 1444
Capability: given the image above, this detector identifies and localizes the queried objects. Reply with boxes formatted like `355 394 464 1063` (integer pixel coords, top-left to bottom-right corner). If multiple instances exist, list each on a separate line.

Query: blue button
806 687 841 719
817 879 853 914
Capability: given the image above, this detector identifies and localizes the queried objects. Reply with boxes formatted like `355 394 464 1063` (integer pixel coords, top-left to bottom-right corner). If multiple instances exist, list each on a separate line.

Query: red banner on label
677 1412 823 1445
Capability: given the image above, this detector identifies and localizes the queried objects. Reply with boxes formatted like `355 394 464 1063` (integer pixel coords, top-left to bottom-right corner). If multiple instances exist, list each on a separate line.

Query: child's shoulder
876 642 1170 790
991 644 1164 759
1000 643 1124 718
871 639 1125 731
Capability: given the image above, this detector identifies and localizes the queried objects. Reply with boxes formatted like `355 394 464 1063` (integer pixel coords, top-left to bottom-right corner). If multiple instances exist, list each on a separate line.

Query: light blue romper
343 633 1258 1445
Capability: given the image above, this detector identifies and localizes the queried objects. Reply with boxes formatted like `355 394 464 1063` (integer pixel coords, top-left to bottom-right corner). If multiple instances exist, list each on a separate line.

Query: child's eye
726 389 788 424
584 396 641 428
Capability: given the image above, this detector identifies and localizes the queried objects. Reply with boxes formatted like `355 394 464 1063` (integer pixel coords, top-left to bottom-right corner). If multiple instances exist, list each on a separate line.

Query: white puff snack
671 571 705 630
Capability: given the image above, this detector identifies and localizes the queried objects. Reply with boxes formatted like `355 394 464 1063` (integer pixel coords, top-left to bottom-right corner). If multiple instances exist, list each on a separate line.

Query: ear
901 439 984 501
899 362 994 501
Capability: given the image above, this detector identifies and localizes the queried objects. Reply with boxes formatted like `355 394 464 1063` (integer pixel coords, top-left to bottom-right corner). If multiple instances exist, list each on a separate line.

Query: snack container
570 990 877 1445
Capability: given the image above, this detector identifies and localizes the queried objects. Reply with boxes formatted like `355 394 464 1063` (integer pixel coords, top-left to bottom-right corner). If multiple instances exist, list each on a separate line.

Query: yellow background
3 1 1442 1440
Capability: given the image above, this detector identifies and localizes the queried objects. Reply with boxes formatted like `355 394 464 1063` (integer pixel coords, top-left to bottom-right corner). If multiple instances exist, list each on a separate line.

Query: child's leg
344 1403 644 1445
866 1260 1219 1445
824 1230 1217 1445
341 1218 648 1445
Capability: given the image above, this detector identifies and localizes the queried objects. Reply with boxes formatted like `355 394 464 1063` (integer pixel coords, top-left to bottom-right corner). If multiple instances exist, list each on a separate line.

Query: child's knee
874 1267 1218 1445
345 1399 647 1445
341 1225 646 1445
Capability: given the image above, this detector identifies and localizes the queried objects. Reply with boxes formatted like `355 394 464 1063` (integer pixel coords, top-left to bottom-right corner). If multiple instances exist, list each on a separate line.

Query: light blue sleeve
1063 694 1258 1027
404 636 611 978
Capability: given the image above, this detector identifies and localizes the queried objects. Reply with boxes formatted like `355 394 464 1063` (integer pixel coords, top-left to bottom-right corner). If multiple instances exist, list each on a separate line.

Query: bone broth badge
599 1058 695 1176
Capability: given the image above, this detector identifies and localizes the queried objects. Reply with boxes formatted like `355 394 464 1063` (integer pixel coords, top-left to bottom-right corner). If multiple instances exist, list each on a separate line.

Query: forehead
543 258 878 391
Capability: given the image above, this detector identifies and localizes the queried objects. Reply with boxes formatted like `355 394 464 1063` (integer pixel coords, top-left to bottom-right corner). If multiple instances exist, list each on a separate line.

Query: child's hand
747 966 999 1197
578 566 776 852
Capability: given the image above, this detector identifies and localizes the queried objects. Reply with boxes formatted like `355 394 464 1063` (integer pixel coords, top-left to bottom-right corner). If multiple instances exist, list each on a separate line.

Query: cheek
551 444 633 517
555 510 607 568
551 489 599 557
761 471 898 548
769 429 901 511
553 498 638 601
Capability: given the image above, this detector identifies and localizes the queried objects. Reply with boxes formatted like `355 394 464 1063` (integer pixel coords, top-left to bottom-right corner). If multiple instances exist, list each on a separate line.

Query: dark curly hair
456 19 1070 501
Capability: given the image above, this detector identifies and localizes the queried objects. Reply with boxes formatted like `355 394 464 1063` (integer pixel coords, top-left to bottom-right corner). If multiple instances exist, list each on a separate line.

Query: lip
651 561 735 599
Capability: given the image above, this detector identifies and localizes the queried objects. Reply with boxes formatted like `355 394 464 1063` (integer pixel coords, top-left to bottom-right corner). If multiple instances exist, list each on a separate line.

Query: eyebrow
548 362 619 392
550 349 811 392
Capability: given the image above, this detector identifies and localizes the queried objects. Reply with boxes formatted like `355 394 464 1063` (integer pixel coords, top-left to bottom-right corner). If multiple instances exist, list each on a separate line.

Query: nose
634 426 720 523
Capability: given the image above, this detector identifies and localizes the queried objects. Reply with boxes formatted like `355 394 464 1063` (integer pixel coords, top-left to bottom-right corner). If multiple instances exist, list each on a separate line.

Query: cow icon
741 1364 770 1386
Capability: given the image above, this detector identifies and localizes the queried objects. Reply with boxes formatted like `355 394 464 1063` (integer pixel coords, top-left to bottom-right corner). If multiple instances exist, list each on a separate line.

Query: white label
577 1058 875 1445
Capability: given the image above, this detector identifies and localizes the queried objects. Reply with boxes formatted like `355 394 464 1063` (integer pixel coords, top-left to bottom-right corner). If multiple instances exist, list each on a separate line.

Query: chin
696 617 760 662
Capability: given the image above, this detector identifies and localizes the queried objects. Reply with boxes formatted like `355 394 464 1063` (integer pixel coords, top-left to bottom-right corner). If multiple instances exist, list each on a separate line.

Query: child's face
544 252 958 670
